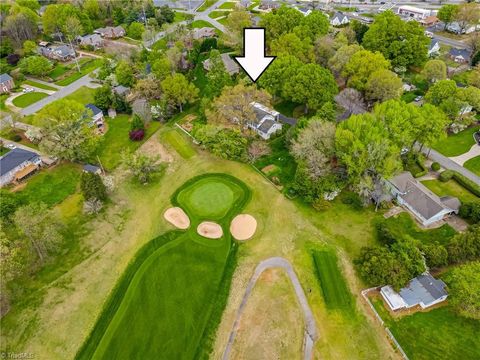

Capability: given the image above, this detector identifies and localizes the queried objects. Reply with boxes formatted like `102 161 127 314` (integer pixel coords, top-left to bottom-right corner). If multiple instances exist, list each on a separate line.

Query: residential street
420 146 480 184
20 73 100 116
222 257 318 360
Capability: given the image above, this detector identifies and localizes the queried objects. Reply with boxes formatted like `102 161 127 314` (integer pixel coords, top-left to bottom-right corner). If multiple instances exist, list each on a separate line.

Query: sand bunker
230 214 257 241
197 221 223 239
164 207 190 229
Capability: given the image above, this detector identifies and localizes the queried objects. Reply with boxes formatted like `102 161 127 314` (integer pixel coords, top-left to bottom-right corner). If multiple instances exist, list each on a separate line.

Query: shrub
80 172 107 201
431 162 440 171
452 172 480 197
341 191 363 210
439 170 454 182
129 129 145 141
12 134 22 142
459 201 480 223
6 54 20 66
130 115 145 131
447 225 480 264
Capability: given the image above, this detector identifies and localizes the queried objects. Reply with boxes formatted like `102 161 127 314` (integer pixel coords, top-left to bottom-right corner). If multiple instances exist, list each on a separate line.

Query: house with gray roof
192 27 216 40
427 39 440 57
248 102 283 140
387 172 460 226
38 43 75 62
85 104 105 131
0 73 14 94
449 48 472 64
203 53 240 75
94 26 126 39
0 148 42 187
77 34 104 49
330 13 350 26
381 273 448 311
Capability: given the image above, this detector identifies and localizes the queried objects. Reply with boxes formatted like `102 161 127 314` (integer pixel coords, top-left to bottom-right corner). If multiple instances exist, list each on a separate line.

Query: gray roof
428 39 439 51
332 13 348 22
390 172 459 221
449 48 471 59
55 45 75 57
113 85 130 96
399 274 448 307
203 53 240 75
0 73 13 83
86 103 102 116
83 164 101 173
0 148 39 176
257 118 276 134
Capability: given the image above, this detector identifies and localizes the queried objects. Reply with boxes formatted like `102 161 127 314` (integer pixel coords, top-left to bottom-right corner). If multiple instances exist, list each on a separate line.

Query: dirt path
222 257 318 360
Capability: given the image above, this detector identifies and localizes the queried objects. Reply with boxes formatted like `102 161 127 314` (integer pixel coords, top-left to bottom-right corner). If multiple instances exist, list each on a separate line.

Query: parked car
22 87 34 93
6 143 16 149
414 96 423 102
425 31 434 38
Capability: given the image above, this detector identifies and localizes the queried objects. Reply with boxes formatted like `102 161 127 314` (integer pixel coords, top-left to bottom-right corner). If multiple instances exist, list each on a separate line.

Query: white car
22 87 34 93
6 143 16 150
425 31 434 38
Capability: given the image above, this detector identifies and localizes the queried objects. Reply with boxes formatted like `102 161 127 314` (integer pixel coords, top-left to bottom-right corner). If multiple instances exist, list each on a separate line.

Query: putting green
76 174 251 360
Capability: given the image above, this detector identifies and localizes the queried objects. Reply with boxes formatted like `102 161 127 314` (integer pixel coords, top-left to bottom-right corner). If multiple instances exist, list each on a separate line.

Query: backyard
22 80 58 91
12 92 49 108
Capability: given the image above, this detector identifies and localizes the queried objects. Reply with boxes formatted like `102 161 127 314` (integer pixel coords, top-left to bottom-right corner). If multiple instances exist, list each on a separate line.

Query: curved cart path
222 257 318 360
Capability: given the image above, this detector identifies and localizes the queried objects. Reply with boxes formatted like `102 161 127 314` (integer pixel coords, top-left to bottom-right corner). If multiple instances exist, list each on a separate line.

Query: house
94 26 126 39
77 34 104 49
0 148 42 187
258 0 280 12
381 273 448 311
387 171 460 226
330 13 350 27
38 43 75 62
252 16 262 27
427 39 440 57
295 6 312 16
420 16 439 27
402 83 417 92
0 73 14 94
113 85 131 97
449 48 472 64
248 102 283 140
85 104 105 130
192 27 216 40
397 5 433 20
203 53 240 75
446 22 477 35
83 164 102 175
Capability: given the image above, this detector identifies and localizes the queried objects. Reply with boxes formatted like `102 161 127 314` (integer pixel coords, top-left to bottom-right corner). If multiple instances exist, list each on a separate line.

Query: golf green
76 174 251 360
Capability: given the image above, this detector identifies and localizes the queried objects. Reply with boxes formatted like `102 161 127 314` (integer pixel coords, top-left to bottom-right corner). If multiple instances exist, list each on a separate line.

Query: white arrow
235 28 276 83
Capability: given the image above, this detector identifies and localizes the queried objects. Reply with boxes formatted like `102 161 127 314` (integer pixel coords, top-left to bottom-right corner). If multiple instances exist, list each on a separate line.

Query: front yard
432 126 480 157
463 156 480 176
54 58 102 86
421 178 479 203
12 92 49 108
64 86 95 105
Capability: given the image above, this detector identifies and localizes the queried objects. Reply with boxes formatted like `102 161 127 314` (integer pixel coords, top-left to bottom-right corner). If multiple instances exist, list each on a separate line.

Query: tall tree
362 11 430 67
4 5 39 46
260 6 303 42
116 60 135 87
365 69 403 103
161 73 198 112
455 3 480 33
270 33 315 63
328 44 362 76
205 50 233 98
293 10 329 42
343 50 390 92
19 56 53 76
258 55 303 100
222 7 252 51
422 60 447 83
445 261 480 320
438 4 458 29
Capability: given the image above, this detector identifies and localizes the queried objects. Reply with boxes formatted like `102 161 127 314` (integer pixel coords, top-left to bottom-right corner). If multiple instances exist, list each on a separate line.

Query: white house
427 39 440 57
0 148 42 187
397 5 433 20
330 13 349 26
248 102 283 140
387 172 460 226
381 273 448 311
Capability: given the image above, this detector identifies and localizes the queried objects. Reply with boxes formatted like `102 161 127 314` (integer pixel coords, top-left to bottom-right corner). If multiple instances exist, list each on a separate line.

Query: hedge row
439 170 480 197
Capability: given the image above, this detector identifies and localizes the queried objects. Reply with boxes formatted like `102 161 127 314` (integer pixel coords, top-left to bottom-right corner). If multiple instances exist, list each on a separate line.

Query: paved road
420 146 480 184
222 257 318 360
0 137 43 155
174 0 231 34
20 74 100 116
432 34 468 50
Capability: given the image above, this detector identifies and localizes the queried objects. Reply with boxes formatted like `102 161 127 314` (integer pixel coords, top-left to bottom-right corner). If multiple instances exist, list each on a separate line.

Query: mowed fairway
312 249 354 312
76 174 250 360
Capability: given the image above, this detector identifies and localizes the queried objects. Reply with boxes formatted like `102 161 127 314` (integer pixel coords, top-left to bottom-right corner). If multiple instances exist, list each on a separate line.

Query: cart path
222 257 318 360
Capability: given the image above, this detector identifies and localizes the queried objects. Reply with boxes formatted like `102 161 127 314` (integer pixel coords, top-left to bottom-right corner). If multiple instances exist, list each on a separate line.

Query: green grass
196 0 217 12
95 115 160 170
432 126 480 157
14 163 81 207
218 1 236 9
12 92 49 108
54 59 101 86
312 249 354 312
217 17 228 26
421 179 479 204
0 94 9 112
191 20 218 31
0 146 9 156
161 128 196 159
174 11 193 23
22 80 57 91
76 174 251 360
208 10 229 19
464 156 480 176
372 298 480 360
64 86 95 105
378 212 456 245
49 64 69 79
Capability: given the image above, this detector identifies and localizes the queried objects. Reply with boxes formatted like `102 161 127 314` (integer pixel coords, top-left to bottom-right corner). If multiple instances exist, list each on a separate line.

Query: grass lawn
197 0 217 11
22 80 57 91
0 146 9 156
218 1 236 9
12 92 49 108
14 163 81 207
77 174 250 360
372 298 480 360
161 128 196 159
0 94 10 112
55 59 101 86
432 126 480 157
64 86 95 105
312 249 354 313
96 115 161 170
421 179 479 204
49 64 70 80
209 10 229 19
217 17 228 26
464 155 480 176
173 11 193 23
191 20 218 32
